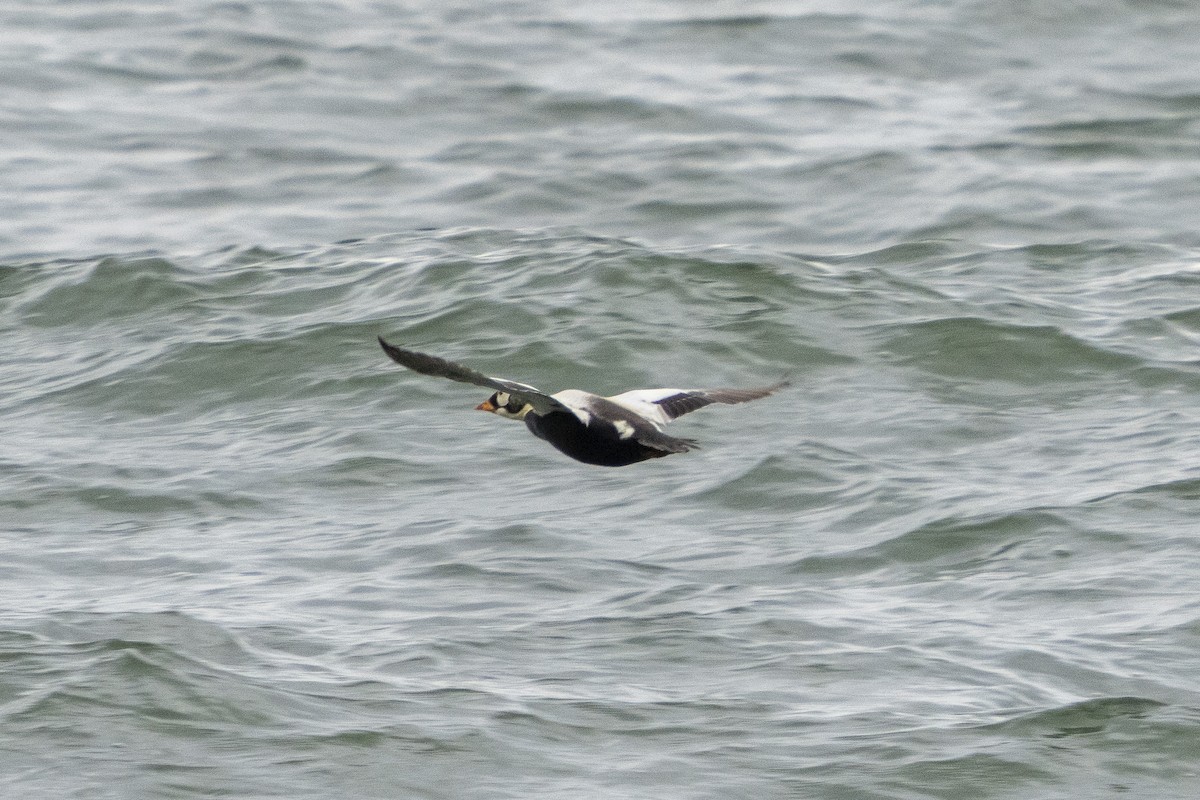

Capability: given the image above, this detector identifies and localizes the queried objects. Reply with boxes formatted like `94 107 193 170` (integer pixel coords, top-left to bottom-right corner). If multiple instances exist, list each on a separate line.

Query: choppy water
4 2 1200 798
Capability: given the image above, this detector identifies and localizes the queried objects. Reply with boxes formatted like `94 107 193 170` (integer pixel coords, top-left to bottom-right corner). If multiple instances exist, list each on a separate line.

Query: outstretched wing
378 338 565 415
607 382 789 427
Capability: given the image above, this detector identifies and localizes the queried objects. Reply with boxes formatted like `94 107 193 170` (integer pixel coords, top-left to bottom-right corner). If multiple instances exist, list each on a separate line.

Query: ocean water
3 2 1200 798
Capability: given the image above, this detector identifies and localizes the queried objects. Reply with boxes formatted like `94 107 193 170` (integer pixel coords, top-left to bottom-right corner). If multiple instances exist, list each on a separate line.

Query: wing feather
575 394 699 453
378 338 564 415
608 382 788 424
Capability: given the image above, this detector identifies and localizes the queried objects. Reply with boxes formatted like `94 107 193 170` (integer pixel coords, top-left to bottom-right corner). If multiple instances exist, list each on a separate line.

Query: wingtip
766 377 792 394
378 335 406 364
378 335 402 356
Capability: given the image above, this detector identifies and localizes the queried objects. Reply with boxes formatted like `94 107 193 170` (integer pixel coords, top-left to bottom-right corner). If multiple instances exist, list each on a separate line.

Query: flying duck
378 337 786 467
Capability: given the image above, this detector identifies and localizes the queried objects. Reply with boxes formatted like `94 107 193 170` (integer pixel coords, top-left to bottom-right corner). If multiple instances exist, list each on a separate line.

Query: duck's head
475 391 534 420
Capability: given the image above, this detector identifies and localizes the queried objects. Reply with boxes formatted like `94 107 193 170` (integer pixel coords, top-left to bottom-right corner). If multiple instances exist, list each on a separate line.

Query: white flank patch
613 420 635 439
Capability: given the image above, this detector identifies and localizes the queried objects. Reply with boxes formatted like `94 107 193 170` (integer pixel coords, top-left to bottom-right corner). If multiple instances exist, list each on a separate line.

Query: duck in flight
378 337 786 467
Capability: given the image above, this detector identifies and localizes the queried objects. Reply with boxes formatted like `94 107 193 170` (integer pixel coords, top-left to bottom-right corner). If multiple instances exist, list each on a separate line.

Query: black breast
524 411 668 467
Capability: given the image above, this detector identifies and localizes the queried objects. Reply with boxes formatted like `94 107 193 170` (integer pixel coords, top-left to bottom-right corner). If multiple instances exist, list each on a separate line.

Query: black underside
525 411 672 467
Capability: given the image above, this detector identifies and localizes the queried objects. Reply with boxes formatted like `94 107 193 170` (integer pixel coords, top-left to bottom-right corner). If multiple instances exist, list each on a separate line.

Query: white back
604 389 687 428
549 389 599 426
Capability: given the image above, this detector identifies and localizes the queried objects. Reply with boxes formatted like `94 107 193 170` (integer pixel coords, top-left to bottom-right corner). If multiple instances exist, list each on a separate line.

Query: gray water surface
3 2 1200 798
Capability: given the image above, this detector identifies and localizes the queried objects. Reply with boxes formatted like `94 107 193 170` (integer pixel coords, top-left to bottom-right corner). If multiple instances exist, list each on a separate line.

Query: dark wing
655 384 789 420
607 382 789 425
576 394 700 454
377 337 565 415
